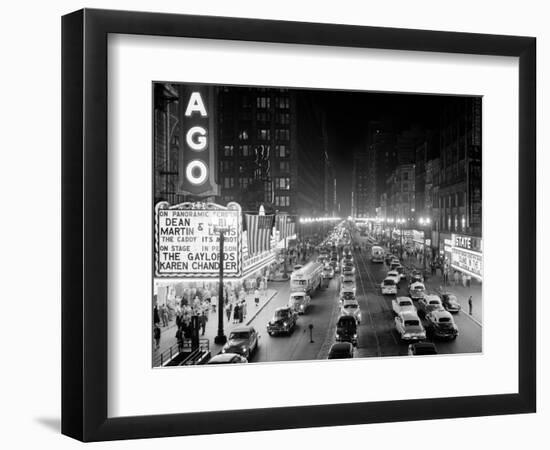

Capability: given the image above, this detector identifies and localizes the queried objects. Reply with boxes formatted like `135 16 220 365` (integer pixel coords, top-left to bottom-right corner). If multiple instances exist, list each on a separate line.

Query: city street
239 241 482 362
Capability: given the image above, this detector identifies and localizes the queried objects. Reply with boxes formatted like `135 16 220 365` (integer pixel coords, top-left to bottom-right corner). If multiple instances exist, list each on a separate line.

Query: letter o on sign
185 160 208 185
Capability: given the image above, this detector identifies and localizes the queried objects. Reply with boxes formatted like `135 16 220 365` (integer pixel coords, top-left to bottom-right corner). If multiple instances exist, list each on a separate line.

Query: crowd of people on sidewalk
153 275 270 352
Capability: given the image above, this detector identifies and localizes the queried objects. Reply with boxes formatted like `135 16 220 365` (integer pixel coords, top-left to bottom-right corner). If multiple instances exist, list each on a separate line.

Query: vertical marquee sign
177 85 219 196
155 201 242 278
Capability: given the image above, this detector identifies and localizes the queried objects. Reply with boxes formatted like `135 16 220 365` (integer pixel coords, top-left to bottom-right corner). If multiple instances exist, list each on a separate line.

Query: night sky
316 90 445 215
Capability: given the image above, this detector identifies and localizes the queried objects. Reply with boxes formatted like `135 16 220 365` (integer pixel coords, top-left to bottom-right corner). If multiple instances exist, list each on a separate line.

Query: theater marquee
155 201 242 278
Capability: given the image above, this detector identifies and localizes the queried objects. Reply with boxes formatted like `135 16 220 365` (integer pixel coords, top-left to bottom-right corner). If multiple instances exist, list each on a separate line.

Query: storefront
449 233 483 281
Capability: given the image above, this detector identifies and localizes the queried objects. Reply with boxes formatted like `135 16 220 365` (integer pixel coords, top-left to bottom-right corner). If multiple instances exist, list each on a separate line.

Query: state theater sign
155 201 242 278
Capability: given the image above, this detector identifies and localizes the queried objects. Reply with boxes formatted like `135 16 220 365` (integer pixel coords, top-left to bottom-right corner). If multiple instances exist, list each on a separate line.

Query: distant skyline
316 90 447 215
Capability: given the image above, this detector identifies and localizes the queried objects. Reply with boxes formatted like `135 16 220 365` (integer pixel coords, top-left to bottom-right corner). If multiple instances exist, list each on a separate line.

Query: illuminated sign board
177 86 219 196
452 234 482 252
451 247 483 279
155 202 241 278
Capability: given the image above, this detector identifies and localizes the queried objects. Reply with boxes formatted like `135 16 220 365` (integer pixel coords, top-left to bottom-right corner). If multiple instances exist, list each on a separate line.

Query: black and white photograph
152 83 482 367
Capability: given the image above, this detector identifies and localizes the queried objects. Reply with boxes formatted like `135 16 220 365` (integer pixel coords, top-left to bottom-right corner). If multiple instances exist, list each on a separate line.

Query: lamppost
211 215 236 345
418 217 431 270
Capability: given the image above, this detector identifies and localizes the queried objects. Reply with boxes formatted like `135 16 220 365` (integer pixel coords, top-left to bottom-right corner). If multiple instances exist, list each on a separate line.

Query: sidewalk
400 255 482 325
153 286 278 361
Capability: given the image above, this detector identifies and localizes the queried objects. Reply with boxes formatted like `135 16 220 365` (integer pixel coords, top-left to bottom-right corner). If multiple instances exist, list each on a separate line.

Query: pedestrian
175 326 183 353
160 304 168 327
233 303 240 324
468 295 473 315
199 312 207 336
211 294 217 313
254 288 260 307
225 301 232 322
153 325 161 349
153 304 160 326
453 271 459 286
241 300 247 320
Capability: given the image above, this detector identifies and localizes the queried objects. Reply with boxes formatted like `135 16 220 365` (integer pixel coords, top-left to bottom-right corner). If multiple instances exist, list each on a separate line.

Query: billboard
155 201 241 278
177 85 219 196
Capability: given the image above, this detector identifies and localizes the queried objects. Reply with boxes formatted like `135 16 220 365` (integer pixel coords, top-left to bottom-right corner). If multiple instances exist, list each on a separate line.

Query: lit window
257 129 271 140
238 130 249 141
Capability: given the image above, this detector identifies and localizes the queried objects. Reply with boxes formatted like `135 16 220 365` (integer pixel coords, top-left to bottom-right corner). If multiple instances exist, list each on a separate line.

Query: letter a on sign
177 85 219 196
185 92 208 117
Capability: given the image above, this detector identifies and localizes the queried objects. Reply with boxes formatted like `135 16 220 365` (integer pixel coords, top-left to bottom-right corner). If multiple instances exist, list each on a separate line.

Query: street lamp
211 214 237 345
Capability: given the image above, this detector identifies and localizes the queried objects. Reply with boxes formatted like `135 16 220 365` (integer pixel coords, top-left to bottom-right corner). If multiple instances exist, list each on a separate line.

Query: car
381 277 398 295
394 311 426 341
328 342 354 359
439 291 462 313
341 263 355 274
340 299 362 324
340 279 357 295
394 265 406 279
390 261 401 271
409 270 424 284
288 291 311 314
335 315 358 345
339 289 357 303
417 294 445 318
386 270 400 284
266 306 298 335
408 342 438 356
221 326 259 360
425 310 459 340
384 253 395 265
340 272 355 283
392 296 416 316
207 353 249 364
322 264 335 279
409 281 426 300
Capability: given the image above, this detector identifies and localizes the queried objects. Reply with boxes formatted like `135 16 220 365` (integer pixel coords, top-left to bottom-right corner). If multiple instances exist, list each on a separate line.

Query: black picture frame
62 8 536 442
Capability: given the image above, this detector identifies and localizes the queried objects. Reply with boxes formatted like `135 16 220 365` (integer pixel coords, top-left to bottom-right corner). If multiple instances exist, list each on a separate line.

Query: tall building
216 86 329 216
386 164 415 222
351 144 368 218
434 97 482 237
153 83 184 206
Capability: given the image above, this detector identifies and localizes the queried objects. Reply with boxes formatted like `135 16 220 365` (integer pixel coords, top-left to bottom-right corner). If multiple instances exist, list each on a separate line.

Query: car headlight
403 333 411 338
241 346 247 352
283 322 288 327
221 348 226 353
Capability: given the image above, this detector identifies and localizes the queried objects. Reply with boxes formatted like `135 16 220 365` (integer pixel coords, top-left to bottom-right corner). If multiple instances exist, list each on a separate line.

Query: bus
371 245 385 263
290 261 324 295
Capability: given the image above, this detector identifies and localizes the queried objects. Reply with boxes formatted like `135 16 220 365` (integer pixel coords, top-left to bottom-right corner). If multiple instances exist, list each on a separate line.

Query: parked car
394 311 426 342
438 291 462 313
381 277 398 295
392 296 416 316
340 298 362 324
207 353 248 364
266 306 298 336
425 310 459 340
288 291 311 314
221 326 259 360
335 315 358 345
407 342 438 356
328 342 354 359
409 281 426 300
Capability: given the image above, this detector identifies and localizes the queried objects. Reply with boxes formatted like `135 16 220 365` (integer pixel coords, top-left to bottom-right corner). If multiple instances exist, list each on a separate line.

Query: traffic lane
353 250 406 357
354 251 483 357
248 277 340 363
